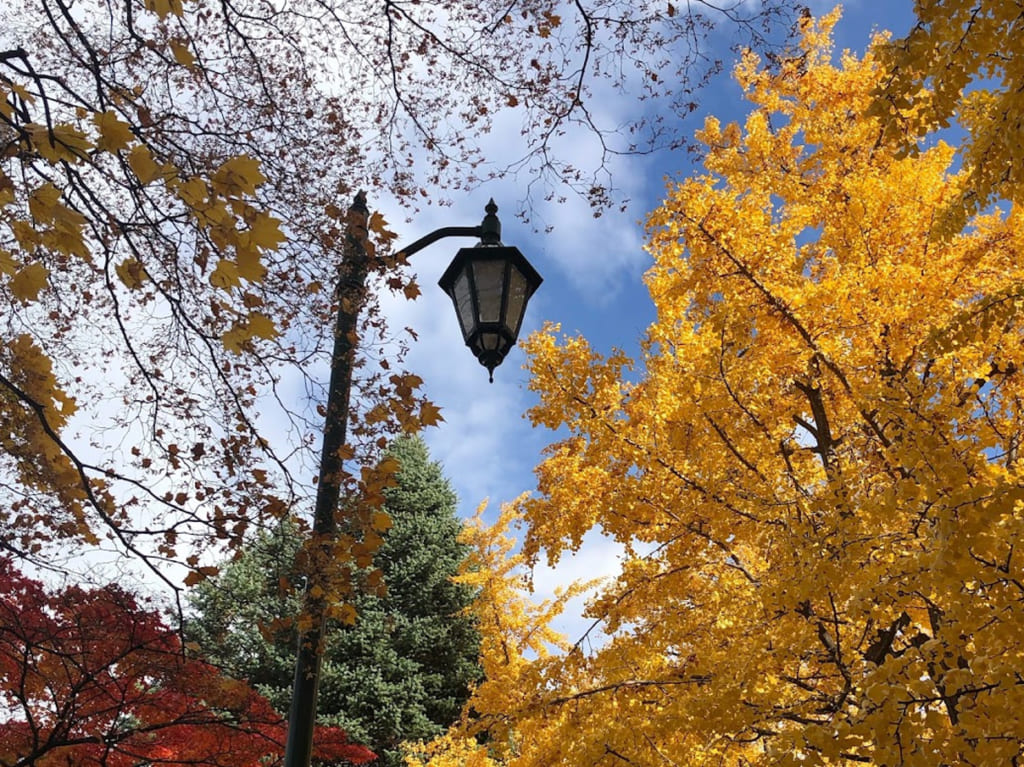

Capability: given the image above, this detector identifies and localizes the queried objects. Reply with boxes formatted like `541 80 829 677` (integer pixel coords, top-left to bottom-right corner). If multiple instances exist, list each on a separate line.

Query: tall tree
412 11 1024 766
188 435 481 767
0 559 373 767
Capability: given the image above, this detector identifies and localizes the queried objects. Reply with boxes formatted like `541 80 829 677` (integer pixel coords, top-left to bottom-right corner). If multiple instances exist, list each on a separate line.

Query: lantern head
438 201 543 381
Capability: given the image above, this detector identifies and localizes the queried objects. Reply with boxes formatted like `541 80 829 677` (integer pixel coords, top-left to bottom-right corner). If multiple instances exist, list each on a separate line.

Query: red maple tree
0 559 373 766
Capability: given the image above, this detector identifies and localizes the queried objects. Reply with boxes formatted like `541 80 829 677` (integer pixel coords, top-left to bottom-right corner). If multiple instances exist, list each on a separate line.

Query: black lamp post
283 193 541 767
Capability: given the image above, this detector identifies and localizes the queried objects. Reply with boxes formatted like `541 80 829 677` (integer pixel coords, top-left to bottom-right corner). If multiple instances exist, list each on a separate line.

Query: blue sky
364 1 919 634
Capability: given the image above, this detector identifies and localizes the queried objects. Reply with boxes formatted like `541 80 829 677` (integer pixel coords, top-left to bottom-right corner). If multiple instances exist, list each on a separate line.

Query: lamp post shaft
283 192 370 767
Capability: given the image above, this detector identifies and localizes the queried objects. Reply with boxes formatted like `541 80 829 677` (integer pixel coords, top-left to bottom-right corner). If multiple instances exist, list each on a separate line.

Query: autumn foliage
414 11 1024 766
872 0 1024 224
0 0 801 598
0 560 373 767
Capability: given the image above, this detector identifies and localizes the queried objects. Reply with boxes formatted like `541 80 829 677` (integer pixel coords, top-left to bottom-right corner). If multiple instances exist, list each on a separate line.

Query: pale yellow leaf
10 262 49 301
209 259 240 289
144 0 184 18
116 258 147 289
169 39 196 68
370 510 393 532
235 248 267 283
247 311 278 340
128 145 161 185
212 155 265 196
419 401 445 427
248 211 285 251
26 123 92 163
93 110 134 152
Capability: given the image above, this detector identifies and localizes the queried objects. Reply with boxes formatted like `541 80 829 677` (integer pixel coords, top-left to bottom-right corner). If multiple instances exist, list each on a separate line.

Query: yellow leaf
220 312 277 354
247 210 285 251
177 176 209 209
128 144 161 185
333 603 357 626
364 404 389 425
221 324 247 354
49 209 89 260
295 613 314 635
0 250 16 275
169 39 196 68
28 182 62 220
26 123 92 163
144 0 184 18
10 262 49 301
93 110 134 152
235 247 266 283
212 154 266 196
115 258 148 289
8 83 34 106
368 210 390 235
209 259 240 289
0 173 14 205
247 311 278 340
370 510 393 532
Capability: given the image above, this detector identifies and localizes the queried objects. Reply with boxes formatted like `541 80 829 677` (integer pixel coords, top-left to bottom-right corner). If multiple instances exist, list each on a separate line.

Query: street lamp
437 200 543 382
283 193 542 767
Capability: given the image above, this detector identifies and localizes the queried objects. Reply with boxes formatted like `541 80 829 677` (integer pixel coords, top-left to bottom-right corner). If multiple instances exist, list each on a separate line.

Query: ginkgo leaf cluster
871 0 1024 226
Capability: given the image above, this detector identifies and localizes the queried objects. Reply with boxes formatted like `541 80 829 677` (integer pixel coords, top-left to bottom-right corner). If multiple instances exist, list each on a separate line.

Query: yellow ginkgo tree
417 11 1024 766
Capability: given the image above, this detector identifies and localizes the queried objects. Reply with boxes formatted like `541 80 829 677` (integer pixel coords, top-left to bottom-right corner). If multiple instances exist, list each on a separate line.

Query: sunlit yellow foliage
406 501 594 767
872 0 1024 223
418 12 1024 765
0 335 100 546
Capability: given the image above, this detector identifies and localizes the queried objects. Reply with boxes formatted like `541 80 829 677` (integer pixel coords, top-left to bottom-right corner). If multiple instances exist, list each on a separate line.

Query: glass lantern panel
472 259 506 323
454 269 474 338
480 331 501 351
504 267 528 334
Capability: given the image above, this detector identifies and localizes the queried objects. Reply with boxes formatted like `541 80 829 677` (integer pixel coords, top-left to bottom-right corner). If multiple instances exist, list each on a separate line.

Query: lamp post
283 193 542 767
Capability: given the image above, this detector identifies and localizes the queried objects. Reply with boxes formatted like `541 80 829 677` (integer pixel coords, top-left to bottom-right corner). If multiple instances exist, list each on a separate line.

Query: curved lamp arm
394 198 504 257
398 226 481 258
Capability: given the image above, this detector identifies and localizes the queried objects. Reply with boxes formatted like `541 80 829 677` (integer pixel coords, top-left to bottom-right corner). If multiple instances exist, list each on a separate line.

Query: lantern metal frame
437 203 543 381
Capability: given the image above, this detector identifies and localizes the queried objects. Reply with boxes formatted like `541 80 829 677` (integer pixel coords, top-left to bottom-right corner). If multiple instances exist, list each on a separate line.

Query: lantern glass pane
454 269 474 338
473 259 505 323
504 267 528 333
481 331 500 351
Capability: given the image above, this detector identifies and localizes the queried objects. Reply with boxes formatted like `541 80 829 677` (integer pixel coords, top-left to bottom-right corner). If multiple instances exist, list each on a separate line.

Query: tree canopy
0 0 800 603
188 435 480 766
0 559 372 767
412 10 1024 765
871 0 1024 224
